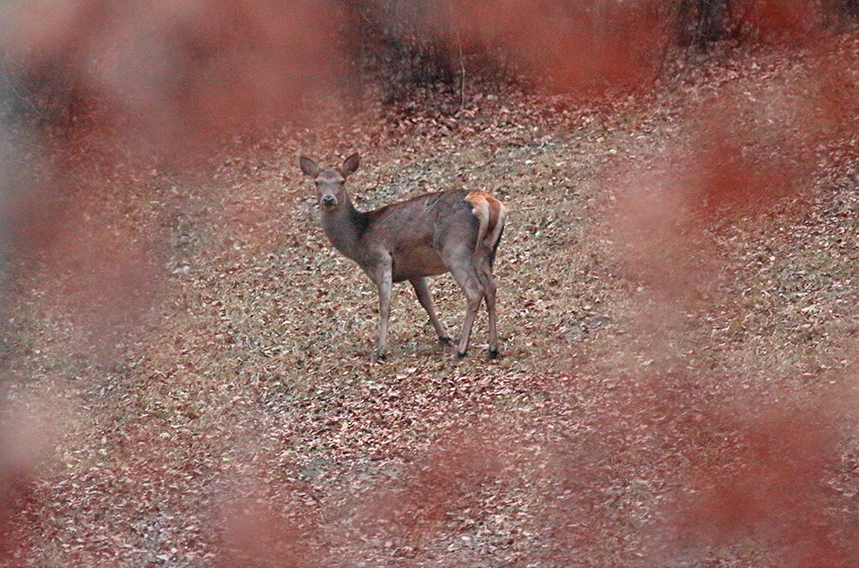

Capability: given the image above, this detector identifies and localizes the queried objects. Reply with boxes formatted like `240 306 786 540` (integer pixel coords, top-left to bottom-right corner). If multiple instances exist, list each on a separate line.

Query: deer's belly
391 247 447 282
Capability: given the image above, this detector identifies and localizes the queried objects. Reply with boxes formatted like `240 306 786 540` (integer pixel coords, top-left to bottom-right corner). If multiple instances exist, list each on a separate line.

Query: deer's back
364 190 480 282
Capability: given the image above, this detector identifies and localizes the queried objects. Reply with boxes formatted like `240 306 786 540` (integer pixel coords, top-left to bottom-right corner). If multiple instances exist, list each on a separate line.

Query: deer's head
300 153 360 211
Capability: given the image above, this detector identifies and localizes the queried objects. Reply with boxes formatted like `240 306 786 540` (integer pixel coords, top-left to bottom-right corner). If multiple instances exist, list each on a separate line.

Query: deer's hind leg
475 258 499 359
447 262 485 359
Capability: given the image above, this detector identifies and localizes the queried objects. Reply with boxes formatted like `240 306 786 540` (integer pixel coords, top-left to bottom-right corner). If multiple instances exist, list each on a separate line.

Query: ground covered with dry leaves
3 35 859 568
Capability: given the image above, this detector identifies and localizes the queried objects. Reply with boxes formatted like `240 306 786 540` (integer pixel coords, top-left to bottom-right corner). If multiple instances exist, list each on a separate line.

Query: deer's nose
321 195 338 207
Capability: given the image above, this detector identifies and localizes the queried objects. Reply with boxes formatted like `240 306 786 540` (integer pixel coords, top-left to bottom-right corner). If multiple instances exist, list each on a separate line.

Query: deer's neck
321 200 370 261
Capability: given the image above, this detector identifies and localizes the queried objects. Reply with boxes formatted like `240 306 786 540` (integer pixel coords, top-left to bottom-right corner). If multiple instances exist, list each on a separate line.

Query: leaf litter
2 34 859 568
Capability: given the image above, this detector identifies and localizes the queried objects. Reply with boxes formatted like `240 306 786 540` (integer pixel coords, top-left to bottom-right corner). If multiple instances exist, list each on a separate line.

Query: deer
300 153 507 361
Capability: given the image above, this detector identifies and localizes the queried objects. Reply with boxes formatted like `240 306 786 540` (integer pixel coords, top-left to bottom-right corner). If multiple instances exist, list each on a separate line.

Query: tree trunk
676 0 731 47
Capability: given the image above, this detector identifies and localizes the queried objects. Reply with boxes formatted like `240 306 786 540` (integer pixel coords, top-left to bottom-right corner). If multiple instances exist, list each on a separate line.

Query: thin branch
456 27 466 111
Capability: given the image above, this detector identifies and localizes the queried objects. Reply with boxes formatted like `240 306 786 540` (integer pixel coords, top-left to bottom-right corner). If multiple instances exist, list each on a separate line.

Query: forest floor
2 32 859 568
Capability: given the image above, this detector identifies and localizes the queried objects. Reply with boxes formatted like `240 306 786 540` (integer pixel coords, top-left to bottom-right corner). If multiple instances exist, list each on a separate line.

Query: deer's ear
299 156 319 177
340 153 360 177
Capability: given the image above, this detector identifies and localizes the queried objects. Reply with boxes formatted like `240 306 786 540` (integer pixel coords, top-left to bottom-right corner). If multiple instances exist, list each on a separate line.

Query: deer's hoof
439 335 453 344
451 350 467 362
487 348 499 360
373 351 388 363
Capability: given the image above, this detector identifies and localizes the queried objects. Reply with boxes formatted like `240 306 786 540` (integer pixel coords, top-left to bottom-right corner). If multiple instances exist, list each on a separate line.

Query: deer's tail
466 192 507 256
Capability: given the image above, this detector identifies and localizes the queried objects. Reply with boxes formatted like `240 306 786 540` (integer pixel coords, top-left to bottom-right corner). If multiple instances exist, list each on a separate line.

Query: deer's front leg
368 259 393 361
410 277 450 343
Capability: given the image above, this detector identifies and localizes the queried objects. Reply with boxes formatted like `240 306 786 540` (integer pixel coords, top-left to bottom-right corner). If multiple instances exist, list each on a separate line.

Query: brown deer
300 153 506 361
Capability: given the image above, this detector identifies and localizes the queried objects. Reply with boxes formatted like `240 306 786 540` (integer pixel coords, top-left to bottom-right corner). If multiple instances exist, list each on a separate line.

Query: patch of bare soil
2 33 859 567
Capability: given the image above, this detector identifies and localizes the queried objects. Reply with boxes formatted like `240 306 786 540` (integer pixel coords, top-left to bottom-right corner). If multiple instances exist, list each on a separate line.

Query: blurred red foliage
452 0 667 93
674 404 858 567
218 499 322 568
3 0 344 154
733 0 824 42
